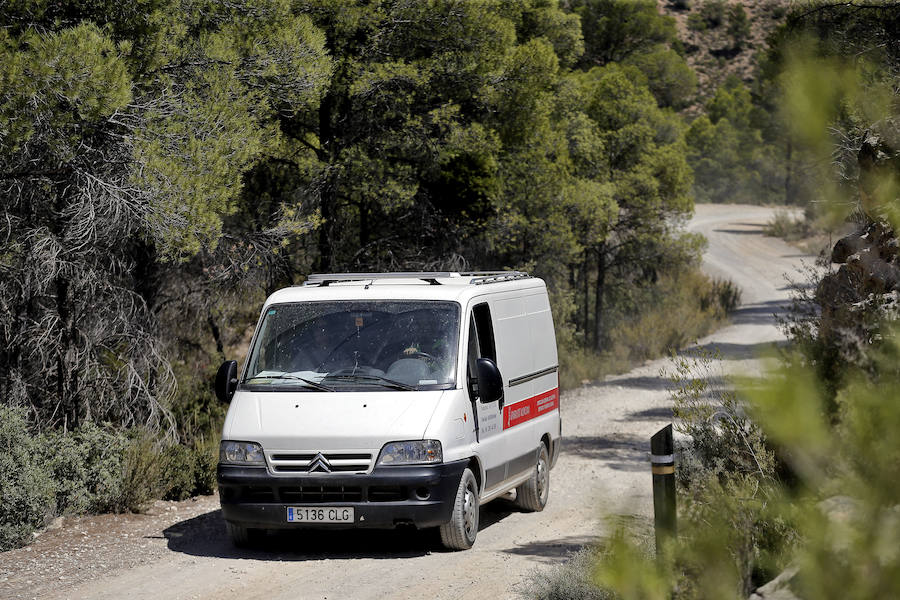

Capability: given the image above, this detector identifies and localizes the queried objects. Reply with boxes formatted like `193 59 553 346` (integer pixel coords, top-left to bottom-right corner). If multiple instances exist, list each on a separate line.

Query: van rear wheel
439 468 479 550
515 444 549 512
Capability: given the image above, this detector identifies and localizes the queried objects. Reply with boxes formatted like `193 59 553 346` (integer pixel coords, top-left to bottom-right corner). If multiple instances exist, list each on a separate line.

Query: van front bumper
217 459 468 530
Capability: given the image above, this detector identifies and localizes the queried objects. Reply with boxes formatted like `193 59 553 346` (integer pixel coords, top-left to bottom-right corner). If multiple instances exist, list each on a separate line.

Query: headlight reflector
219 440 266 465
377 440 443 465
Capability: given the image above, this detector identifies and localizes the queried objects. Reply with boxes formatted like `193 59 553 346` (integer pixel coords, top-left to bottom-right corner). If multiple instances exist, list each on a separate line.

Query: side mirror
476 358 504 405
215 360 238 403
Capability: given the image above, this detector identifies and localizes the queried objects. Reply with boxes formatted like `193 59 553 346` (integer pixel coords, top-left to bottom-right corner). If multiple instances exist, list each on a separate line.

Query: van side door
467 302 507 491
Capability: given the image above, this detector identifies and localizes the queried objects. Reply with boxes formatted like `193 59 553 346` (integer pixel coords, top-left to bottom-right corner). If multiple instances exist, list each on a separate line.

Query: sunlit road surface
0 204 810 600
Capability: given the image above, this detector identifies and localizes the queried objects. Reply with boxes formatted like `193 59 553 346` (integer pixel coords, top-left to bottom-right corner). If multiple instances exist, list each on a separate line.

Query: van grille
239 486 276 503
279 485 363 503
267 451 374 475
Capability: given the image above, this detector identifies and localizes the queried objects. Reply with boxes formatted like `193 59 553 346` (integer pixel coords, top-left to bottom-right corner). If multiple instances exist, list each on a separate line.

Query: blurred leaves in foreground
583 329 900 600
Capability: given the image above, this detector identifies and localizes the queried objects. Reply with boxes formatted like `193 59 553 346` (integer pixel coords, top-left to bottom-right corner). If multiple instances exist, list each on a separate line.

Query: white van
214 272 561 550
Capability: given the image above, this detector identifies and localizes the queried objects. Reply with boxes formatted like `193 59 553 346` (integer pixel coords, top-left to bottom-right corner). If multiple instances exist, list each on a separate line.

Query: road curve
0 204 811 600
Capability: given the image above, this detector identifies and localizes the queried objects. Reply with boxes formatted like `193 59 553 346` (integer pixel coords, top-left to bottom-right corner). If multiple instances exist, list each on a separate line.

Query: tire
515 443 550 512
439 468 479 550
226 521 260 547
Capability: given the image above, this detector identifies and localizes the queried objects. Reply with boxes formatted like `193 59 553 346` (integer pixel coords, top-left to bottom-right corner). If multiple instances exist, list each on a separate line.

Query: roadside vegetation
1 0 753 550
520 3 900 599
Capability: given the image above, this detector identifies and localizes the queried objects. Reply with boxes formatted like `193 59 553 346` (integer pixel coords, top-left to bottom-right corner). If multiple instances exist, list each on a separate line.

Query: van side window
472 303 496 361
467 302 496 403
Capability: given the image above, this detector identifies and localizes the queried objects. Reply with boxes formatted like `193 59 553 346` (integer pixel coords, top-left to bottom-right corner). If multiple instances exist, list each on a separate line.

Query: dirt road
0 204 810 600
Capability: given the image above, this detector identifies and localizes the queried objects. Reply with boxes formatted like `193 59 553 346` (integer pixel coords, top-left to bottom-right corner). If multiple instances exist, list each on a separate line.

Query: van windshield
243 300 460 391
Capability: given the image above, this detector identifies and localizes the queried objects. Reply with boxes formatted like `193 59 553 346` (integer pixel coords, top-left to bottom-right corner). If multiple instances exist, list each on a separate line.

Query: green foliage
686 77 786 204
557 344 624 391
0 0 330 434
567 0 678 67
673 474 796 599
743 335 900 599
696 0 726 29
160 440 218 501
0 22 133 152
594 531 668 600
777 38 898 226
726 4 751 48
558 268 738 390
687 12 707 32
670 349 775 487
624 46 698 108
579 8 900 600
516 0 586 68
0 406 218 550
0 406 54 551
41 424 160 514
608 270 726 362
769 6 900 401
555 61 695 351
168 362 227 447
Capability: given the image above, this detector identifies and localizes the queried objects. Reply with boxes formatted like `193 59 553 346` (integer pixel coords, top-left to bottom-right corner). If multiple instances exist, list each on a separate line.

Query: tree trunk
208 313 224 358
785 138 793 204
316 91 337 272
358 199 369 264
582 252 590 341
593 243 606 352
55 275 74 427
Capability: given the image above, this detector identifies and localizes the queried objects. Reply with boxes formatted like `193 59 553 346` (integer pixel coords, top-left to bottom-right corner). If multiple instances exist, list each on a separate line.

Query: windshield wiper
246 374 335 392
323 373 418 391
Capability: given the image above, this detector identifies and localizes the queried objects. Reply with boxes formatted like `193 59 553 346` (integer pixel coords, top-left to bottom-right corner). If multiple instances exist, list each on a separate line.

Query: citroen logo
307 452 332 473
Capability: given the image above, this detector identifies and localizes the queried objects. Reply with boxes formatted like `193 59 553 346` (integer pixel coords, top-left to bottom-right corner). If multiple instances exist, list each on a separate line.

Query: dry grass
559 268 740 390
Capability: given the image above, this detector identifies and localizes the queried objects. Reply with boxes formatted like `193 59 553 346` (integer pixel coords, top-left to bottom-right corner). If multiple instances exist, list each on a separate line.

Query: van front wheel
439 468 479 550
226 521 261 547
515 444 549 512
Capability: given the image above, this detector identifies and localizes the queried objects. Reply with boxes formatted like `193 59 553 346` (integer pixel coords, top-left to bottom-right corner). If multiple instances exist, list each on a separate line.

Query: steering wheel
404 351 435 361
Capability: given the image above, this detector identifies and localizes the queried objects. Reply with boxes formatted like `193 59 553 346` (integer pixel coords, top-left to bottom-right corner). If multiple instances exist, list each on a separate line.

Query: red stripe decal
503 388 559 429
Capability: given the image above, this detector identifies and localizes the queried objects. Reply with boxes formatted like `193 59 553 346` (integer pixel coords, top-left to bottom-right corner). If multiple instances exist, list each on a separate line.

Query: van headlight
377 440 443 465
219 441 266 465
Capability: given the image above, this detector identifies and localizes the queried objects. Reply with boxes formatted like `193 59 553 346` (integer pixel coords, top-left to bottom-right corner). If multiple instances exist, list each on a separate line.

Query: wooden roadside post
651 424 676 556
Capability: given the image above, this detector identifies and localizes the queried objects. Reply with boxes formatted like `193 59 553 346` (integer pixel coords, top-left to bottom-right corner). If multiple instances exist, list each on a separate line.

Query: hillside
658 0 791 111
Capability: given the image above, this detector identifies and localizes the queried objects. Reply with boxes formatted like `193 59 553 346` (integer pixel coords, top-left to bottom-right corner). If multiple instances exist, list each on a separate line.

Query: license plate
286 506 355 523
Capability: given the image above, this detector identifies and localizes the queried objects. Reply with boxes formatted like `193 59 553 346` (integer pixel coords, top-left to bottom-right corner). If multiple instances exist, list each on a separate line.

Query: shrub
519 548 613 600
767 1 787 19
669 348 775 485
698 0 727 28
0 406 54 551
38 423 164 515
71 423 130 513
687 12 708 31
115 430 164 513
727 4 752 48
765 208 812 241
558 343 625 390
0 410 219 550
609 269 738 362
161 440 218 501
169 361 226 447
40 430 92 515
666 350 797 596
559 269 740 388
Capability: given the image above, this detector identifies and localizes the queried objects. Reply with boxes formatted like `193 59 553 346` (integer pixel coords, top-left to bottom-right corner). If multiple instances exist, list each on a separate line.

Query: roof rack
303 271 530 286
465 271 530 285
